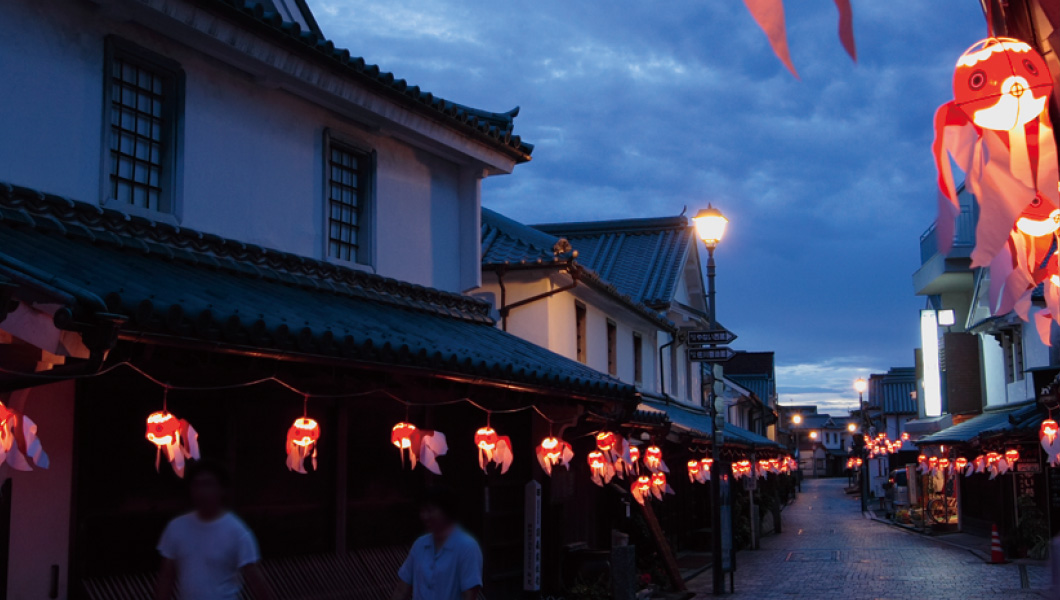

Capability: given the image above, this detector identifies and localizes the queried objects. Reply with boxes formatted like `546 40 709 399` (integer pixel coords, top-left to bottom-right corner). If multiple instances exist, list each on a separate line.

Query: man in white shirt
391 487 483 600
155 460 272 600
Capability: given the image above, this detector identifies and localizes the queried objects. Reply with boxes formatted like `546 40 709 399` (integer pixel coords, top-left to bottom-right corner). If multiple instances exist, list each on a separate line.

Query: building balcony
913 196 976 296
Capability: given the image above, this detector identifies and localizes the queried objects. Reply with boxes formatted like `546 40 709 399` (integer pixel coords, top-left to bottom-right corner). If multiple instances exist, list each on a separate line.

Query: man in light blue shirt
391 487 483 600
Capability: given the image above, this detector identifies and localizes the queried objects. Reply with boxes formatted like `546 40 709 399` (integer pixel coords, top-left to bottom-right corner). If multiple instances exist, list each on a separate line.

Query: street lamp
791 414 802 425
847 423 857 433
854 377 870 513
695 205 728 595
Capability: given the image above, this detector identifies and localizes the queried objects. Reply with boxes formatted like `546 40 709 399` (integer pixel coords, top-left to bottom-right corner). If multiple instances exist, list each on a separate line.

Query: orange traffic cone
990 524 1005 564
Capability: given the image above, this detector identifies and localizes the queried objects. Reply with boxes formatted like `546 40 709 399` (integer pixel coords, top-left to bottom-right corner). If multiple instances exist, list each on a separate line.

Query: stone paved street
688 478 1051 599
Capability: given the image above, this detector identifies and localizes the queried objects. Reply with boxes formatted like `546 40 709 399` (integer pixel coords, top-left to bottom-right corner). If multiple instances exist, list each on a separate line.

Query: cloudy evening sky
314 1 984 414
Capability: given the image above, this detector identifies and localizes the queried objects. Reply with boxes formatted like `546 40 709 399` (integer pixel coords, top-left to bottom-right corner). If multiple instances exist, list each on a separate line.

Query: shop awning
638 398 781 448
0 183 635 401
917 401 1042 446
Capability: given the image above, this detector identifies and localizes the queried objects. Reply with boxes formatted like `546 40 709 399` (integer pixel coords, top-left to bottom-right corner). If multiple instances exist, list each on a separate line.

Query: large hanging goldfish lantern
0 402 48 471
650 471 673 501
933 38 1060 329
627 445 641 476
146 411 199 477
474 426 513 474
1041 420 1060 465
595 431 633 477
535 436 573 476
643 445 669 473
285 417 320 474
391 422 447 475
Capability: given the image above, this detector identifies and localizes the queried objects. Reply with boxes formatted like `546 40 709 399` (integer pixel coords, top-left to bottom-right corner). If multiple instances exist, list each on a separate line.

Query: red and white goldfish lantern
0 402 48 472
146 411 199 477
474 426 513 474
285 417 319 474
933 38 1060 332
956 456 969 476
687 459 702 484
587 450 615 487
1041 420 1060 466
986 452 1002 479
391 422 447 475
632 475 652 505
643 445 669 473
650 471 673 500
938 457 952 476
1000 448 1020 475
627 445 641 476
699 457 713 481
596 431 632 478
536 436 573 476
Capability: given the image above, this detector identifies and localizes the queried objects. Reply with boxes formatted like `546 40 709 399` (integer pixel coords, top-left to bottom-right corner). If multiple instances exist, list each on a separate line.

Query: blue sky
314 1 984 414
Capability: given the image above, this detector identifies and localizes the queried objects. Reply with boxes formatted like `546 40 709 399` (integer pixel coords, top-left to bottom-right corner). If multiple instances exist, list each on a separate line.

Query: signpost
688 346 736 362
687 328 737 346
523 481 541 591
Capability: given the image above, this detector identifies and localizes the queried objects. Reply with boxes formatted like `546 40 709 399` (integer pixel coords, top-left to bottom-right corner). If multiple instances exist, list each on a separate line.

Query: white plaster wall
0 0 485 292
7 381 75 600
980 334 1008 407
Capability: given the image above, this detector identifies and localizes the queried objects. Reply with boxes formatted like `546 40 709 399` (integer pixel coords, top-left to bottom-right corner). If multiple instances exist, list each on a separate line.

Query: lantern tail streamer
833 0 856 62
18 416 48 470
419 431 447 475
741 0 798 78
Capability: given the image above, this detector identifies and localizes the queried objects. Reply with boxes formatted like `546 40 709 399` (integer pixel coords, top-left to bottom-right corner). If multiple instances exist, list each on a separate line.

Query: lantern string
162 387 168 412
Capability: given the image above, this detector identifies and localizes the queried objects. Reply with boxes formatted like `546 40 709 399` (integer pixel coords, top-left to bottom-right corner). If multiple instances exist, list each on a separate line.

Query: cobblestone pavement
687 477 1050 599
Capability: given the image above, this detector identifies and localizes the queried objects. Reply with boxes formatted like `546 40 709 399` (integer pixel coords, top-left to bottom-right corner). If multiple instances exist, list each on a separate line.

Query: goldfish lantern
474 426 513 474
285 417 320 474
631 475 652 505
687 460 701 483
627 445 641 476
1041 420 1060 466
391 422 447 474
595 431 631 477
934 38 1060 331
928 456 939 475
986 452 1002 479
146 411 199 477
758 460 772 478
643 445 668 473
587 450 614 487
536 436 573 476
0 402 48 472
854 458 863 468
595 431 616 453
901 432 910 441
650 471 672 500
1001 448 1020 475
699 457 713 481
938 457 951 475
956 456 969 476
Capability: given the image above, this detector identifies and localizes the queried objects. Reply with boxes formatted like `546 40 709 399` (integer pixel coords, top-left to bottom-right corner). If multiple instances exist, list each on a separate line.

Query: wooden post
635 499 686 591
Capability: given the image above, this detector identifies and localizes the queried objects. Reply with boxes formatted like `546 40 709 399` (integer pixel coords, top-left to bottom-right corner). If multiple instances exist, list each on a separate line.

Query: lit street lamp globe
693 205 728 248
809 431 818 440
791 414 802 425
854 378 868 394
847 423 857 433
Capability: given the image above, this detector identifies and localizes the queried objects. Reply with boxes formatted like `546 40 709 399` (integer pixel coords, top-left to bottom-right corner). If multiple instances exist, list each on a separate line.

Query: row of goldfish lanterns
141 412 800 499
915 451 1022 479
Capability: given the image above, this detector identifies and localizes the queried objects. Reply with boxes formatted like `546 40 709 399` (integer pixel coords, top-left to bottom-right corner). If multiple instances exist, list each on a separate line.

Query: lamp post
693 204 728 596
855 377 869 513
790 414 803 491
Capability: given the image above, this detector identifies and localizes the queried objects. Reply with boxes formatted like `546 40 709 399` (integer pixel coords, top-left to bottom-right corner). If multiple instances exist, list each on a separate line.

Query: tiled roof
534 216 695 307
728 374 773 402
866 367 917 414
481 208 572 266
639 400 781 448
725 351 775 376
0 183 632 400
481 209 674 331
198 0 532 162
917 401 1042 445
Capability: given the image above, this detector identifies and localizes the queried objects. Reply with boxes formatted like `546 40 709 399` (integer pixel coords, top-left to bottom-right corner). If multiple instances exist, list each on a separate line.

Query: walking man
155 460 272 600
391 487 483 600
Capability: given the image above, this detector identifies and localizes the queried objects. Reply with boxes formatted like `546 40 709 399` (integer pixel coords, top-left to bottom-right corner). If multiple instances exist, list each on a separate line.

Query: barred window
106 39 180 213
327 144 368 262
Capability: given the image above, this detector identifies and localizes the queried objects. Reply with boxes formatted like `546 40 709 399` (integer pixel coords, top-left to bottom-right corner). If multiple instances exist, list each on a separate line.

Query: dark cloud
315 0 984 403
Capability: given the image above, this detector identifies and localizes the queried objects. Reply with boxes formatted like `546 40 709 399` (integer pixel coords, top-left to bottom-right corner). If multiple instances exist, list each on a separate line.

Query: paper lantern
938 457 951 475
391 422 447 474
901 432 909 441
643 445 668 473
687 460 701 483
956 457 968 474
536 436 573 476
627 445 641 476
1042 420 1060 466
986 452 1002 479
650 471 672 500
934 38 1060 332
474 426 513 474
146 411 199 478
285 417 319 474
854 458 863 467
587 450 614 487
631 475 652 505
0 402 48 472
595 431 616 453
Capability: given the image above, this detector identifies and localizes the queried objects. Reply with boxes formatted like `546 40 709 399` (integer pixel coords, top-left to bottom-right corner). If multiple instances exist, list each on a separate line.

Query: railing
919 203 976 265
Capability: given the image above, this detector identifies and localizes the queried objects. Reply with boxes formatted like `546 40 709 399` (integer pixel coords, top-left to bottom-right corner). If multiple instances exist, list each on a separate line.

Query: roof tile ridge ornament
0 182 493 321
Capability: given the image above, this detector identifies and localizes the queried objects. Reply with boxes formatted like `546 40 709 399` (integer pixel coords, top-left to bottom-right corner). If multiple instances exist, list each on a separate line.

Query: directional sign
688 346 736 363
687 328 737 346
